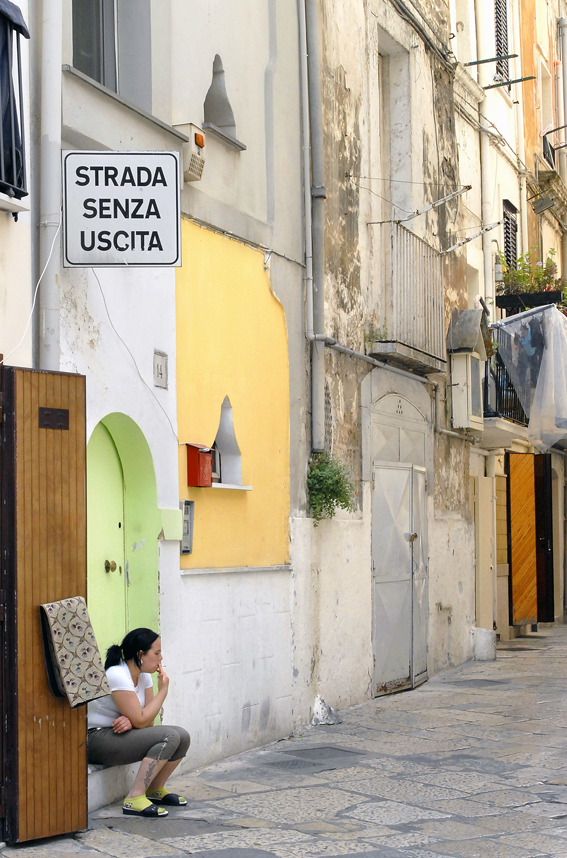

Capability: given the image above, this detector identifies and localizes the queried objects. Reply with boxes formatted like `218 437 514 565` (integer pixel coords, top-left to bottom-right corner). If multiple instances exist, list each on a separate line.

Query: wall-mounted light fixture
532 196 555 215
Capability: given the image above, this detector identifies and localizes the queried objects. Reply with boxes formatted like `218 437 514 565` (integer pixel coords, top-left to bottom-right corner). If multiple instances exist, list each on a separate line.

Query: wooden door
0 367 87 843
87 422 127 659
507 452 538 626
507 452 554 627
534 454 554 622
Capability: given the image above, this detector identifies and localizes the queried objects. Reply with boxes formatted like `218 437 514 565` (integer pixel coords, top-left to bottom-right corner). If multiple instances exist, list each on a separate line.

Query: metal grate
483 327 528 427
379 223 445 363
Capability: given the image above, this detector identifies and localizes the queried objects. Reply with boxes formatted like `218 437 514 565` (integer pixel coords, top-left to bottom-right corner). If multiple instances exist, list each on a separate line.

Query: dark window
72 0 152 113
495 0 510 84
543 134 556 169
73 0 116 92
503 201 518 269
0 0 29 200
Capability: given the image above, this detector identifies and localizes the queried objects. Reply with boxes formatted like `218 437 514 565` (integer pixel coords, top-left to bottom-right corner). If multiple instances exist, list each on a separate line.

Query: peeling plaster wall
287 0 477 727
428 513 476 670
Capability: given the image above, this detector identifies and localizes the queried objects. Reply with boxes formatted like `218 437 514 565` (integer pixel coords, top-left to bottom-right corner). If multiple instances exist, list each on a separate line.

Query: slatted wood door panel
507 452 537 627
534 454 554 622
1 368 87 843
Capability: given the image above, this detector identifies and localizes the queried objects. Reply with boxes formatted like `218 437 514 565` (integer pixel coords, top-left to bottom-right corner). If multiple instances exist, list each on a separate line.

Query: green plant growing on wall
497 247 566 296
307 452 355 526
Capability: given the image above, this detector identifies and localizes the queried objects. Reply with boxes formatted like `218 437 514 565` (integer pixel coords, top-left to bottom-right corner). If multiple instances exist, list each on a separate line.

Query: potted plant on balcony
495 248 566 311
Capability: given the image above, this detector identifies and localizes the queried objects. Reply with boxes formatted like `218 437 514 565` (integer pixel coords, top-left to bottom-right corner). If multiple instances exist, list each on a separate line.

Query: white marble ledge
181 565 292 576
211 483 253 490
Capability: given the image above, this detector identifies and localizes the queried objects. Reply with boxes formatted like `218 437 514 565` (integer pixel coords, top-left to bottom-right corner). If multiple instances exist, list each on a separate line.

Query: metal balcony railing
376 223 445 369
483 327 528 426
0 11 29 200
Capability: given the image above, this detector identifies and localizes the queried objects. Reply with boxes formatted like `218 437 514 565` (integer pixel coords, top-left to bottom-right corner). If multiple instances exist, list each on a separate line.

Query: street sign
63 151 181 267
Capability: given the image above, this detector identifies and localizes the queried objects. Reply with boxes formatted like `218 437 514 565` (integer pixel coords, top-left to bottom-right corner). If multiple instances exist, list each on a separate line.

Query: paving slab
4 627 567 857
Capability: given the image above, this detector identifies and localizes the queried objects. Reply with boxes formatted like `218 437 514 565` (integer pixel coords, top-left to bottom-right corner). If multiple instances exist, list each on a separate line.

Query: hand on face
157 662 170 692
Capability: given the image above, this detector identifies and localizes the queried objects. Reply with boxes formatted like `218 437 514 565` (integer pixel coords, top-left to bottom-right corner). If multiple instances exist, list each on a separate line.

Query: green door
87 422 127 660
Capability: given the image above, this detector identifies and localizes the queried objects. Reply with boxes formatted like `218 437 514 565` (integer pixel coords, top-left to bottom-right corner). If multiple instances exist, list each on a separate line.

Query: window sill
62 65 189 143
0 191 29 213
211 483 252 491
181 564 291 576
202 123 246 151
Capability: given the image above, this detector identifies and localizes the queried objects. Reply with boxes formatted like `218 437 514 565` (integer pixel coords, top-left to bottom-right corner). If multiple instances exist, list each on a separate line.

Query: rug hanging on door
40 596 110 707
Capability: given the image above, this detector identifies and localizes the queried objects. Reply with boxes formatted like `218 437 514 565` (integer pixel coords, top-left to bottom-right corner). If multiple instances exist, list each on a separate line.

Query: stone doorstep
88 762 139 812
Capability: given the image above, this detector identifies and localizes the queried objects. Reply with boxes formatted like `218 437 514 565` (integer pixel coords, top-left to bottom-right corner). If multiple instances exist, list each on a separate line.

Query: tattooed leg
127 757 168 799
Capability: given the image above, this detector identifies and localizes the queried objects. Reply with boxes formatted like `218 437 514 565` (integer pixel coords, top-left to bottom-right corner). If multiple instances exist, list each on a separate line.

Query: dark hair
105 628 159 670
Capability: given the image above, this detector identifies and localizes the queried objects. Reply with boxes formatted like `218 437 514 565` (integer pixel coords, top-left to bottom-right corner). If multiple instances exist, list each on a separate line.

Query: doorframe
371 461 429 695
87 413 161 646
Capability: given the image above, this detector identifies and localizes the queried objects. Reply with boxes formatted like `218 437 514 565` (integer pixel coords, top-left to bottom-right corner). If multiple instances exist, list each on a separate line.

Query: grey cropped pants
87 724 190 766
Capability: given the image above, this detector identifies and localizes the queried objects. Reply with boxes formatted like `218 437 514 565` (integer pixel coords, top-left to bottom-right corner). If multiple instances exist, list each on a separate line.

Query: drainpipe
304 0 326 453
473 0 496 307
38 0 62 371
560 20 567 277
299 0 314 343
510 0 528 255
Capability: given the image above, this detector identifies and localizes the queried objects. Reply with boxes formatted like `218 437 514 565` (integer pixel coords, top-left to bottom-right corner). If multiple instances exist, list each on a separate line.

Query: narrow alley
7 626 567 858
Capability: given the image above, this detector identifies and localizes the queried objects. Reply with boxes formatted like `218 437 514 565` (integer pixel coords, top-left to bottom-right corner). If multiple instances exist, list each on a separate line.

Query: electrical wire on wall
0 211 62 368
91 269 180 444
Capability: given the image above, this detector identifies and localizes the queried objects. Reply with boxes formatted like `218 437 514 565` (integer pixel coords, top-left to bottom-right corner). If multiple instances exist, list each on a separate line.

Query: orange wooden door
507 452 537 626
0 368 87 843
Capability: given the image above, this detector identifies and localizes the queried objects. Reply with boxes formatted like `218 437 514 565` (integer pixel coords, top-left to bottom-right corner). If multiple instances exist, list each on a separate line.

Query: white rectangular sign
63 151 181 267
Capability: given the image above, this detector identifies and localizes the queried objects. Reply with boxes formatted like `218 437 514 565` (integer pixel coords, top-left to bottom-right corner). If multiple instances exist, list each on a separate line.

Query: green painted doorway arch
87 413 161 661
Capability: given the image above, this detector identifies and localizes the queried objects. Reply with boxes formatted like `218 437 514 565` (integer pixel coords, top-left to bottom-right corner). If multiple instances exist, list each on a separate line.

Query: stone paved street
5 627 567 857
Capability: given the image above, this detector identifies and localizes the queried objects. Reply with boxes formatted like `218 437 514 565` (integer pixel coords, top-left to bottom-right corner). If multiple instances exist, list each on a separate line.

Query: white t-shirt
88 662 153 728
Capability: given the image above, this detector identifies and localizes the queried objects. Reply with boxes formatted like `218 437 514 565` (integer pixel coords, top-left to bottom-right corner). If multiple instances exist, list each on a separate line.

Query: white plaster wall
289 511 372 728
0 0 32 369
0 213 32 368
159 554 293 771
59 265 179 511
171 0 303 262
428 513 476 671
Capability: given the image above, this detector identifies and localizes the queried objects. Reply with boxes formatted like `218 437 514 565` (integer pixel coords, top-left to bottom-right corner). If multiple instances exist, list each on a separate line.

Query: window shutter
503 202 518 269
495 0 510 83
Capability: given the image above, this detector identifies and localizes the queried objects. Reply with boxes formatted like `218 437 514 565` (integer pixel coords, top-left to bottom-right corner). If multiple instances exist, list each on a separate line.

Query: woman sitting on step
87 627 190 817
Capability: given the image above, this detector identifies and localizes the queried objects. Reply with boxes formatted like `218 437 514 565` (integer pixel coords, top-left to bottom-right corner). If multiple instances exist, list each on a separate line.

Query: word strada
75 165 168 187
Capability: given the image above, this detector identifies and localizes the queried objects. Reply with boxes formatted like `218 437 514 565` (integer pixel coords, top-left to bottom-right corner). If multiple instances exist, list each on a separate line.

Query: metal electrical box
451 352 484 431
180 500 195 554
186 443 213 487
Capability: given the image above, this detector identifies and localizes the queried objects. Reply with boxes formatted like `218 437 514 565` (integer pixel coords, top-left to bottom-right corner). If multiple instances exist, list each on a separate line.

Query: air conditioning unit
451 352 484 431
181 124 206 182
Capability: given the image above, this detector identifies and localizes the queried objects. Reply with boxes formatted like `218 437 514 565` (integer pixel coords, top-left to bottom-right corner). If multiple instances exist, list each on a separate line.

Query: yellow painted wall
176 219 290 569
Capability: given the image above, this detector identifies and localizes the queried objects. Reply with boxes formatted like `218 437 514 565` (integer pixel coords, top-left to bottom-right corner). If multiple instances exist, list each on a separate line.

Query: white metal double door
372 462 428 695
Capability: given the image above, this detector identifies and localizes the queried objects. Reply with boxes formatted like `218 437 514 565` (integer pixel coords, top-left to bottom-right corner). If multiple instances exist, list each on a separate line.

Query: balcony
367 223 446 374
482 325 529 447
0 8 30 211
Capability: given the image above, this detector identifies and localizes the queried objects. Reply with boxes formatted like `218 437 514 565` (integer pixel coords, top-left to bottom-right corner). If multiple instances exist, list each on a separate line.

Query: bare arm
111 665 169 729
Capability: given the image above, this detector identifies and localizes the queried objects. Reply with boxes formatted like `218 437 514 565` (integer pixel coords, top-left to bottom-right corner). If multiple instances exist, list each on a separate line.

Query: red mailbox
186 443 213 487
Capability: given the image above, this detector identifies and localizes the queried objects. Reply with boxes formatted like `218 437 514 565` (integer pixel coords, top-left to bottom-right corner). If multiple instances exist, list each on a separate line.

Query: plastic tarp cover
491 305 567 451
